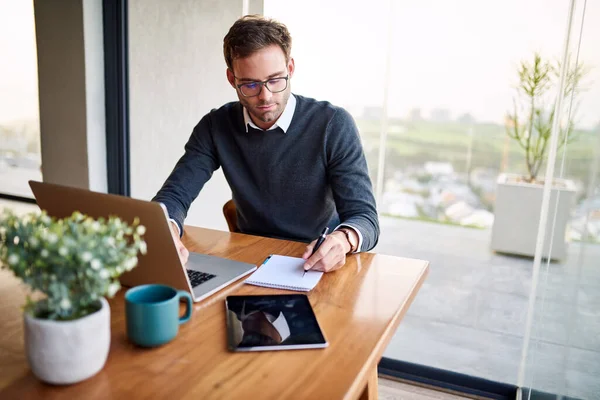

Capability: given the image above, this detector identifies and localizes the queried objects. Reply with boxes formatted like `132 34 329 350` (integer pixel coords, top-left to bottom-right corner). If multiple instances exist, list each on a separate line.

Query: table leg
359 367 378 400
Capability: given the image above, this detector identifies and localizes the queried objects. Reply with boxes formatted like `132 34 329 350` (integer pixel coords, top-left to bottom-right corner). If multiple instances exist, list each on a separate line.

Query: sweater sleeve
325 108 380 251
152 115 220 235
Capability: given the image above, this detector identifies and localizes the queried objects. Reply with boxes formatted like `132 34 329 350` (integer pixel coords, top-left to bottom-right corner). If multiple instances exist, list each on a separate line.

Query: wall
33 0 264 228
128 0 258 230
34 0 107 192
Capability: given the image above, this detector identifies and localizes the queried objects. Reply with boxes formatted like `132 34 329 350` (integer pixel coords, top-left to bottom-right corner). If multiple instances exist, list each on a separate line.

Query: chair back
223 199 239 232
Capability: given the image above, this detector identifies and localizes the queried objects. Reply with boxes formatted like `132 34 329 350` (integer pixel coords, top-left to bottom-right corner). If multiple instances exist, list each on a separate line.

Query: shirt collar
243 94 296 133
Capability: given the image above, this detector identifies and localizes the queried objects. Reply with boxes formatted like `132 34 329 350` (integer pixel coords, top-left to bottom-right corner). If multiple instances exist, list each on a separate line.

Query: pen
303 227 329 277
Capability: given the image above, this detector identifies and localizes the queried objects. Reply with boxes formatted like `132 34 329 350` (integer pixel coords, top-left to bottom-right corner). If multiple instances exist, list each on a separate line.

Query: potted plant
490 53 586 260
0 210 147 385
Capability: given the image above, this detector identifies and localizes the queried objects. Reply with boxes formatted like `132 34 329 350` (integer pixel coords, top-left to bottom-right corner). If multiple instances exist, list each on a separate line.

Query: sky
1 0 599 129
0 0 38 123
264 0 600 128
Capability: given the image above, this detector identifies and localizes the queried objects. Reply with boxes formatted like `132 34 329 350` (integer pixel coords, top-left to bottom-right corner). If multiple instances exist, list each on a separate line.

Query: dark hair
223 15 292 70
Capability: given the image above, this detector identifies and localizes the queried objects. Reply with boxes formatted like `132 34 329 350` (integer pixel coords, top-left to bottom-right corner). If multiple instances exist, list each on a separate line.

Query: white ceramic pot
490 173 576 261
23 297 111 385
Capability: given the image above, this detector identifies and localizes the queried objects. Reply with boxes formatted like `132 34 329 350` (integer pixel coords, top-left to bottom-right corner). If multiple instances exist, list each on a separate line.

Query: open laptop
29 181 257 302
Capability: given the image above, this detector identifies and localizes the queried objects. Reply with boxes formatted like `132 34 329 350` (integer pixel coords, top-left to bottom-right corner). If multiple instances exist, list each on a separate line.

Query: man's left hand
302 231 351 273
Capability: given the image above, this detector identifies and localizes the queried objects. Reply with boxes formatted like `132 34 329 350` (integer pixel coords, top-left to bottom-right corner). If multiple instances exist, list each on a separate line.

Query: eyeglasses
234 75 289 97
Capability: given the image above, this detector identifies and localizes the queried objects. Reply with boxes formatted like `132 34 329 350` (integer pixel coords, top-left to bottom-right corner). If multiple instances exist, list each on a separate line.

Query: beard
239 88 291 127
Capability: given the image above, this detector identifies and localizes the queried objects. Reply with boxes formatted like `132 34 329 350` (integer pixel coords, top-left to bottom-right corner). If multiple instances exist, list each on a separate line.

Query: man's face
227 45 294 130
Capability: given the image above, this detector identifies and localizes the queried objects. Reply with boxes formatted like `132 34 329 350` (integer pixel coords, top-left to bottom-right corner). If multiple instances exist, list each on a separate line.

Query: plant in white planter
491 53 587 260
0 210 147 385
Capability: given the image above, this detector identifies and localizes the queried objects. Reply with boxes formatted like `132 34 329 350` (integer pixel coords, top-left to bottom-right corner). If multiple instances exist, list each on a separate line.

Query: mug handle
177 290 193 324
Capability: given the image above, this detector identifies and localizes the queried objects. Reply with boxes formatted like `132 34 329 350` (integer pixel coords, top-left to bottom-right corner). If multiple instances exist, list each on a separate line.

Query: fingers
302 240 317 260
309 252 345 273
303 235 347 273
309 255 343 272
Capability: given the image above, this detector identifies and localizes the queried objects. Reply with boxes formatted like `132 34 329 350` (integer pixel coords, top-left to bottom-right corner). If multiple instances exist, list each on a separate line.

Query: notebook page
245 255 323 291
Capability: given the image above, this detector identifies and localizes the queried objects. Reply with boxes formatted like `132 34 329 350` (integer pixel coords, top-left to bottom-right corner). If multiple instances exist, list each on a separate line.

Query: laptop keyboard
186 269 217 288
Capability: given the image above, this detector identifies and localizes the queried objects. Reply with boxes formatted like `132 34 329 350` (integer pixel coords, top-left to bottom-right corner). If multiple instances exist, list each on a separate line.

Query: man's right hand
169 221 189 265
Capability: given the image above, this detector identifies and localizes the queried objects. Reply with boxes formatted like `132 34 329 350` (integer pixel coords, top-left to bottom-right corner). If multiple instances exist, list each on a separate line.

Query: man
153 15 379 273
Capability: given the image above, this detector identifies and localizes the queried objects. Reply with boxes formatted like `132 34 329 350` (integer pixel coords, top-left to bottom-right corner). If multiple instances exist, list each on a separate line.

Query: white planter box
24 297 110 385
490 173 576 261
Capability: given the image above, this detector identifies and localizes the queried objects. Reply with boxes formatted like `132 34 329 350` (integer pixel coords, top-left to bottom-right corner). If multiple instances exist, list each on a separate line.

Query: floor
379 377 472 400
374 217 600 400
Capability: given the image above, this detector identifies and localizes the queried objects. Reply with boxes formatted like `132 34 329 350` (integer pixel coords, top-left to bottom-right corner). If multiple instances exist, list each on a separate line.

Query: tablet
225 294 328 351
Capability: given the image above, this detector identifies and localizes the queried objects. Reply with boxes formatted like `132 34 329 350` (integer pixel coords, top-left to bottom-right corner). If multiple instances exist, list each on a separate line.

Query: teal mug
125 284 193 347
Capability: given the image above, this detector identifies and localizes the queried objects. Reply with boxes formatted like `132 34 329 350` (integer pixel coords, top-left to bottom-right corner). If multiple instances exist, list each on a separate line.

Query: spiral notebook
245 255 324 292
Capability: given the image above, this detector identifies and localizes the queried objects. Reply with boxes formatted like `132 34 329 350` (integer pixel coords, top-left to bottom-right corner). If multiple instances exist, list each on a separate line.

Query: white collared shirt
243 94 296 133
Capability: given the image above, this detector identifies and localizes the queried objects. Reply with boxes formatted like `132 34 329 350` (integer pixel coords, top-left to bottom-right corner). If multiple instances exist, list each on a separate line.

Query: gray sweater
153 94 379 251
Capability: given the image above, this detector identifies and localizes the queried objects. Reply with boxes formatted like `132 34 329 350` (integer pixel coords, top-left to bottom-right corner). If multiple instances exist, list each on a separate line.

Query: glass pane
522 1 600 398
377 0 566 386
265 0 599 395
264 0 387 188
0 0 42 198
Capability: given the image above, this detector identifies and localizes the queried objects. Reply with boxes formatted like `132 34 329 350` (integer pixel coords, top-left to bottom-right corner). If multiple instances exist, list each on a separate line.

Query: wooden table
0 227 428 399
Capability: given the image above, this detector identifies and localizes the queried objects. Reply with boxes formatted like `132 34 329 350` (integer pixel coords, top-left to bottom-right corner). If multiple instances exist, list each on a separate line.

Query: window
0 0 42 199
265 0 600 397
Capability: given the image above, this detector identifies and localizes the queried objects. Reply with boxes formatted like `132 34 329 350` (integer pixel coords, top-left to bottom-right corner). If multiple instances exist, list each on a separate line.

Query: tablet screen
225 294 328 351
